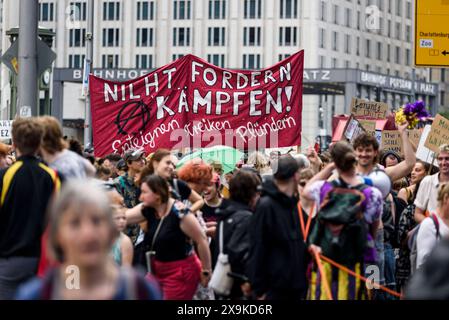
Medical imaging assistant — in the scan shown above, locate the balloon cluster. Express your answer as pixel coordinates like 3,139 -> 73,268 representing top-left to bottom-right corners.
395,100 -> 429,129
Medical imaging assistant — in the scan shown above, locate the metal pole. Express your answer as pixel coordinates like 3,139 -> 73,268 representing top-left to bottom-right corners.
84,0 -> 94,147
17,0 -> 38,117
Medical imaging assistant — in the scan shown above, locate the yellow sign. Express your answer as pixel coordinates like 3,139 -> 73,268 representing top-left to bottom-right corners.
415,0 -> 449,66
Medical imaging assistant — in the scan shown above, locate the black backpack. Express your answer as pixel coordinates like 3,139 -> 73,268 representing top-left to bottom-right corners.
308,180 -> 369,266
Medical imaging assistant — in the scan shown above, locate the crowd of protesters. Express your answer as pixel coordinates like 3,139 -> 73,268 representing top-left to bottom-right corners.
1,115 -> 449,300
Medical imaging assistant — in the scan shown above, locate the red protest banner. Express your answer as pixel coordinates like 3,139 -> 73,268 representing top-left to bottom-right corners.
89,51 -> 304,157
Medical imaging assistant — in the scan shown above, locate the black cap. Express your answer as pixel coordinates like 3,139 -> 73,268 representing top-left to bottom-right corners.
273,155 -> 300,180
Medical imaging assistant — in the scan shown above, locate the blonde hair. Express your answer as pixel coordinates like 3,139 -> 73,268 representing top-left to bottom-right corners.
437,144 -> 449,157
47,179 -> 118,263
247,151 -> 269,173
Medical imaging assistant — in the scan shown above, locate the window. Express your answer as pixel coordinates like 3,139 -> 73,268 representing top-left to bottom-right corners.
331,58 -> 338,68
244,0 -> 262,19
280,0 -> 298,18
395,22 -> 401,40
388,0 -> 392,13
356,11 -> 360,30
137,1 -> 155,20
103,1 -> 120,20
102,28 -> 120,47
69,28 -> 86,47
320,1 -> 326,21
345,60 -> 350,68
172,54 -> 185,61
332,31 -> 338,51
136,55 -> 153,68
405,48 -> 411,65
39,2 -> 54,21
387,44 -> 391,62
243,27 -> 261,46
319,55 -> 325,68
396,0 -> 402,16
319,28 -> 326,49
366,39 -> 371,58
208,27 -> 226,46
356,36 -> 360,56
102,54 -> 119,68
68,54 -> 85,68
279,27 -> 297,46
207,54 -> 225,67
395,46 -> 401,63
377,42 -> 382,60
440,91 -> 445,106
344,34 -> 351,54
278,54 -> 291,61
69,2 -> 87,21
136,28 -> 154,47
406,1 -> 411,19
442,69 -> 446,82
243,54 -> 261,69
406,25 -> 411,42
209,0 -> 226,19
379,0 -> 384,10
345,8 -> 351,27
387,20 -> 391,37
333,5 -> 339,24
173,27 -> 191,46
174,0 -> 191,19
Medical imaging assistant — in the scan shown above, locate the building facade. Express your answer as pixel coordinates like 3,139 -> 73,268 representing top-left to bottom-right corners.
0,0 -> 440,147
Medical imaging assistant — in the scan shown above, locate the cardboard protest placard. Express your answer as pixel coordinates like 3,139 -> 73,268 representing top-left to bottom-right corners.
358,119 -> 376,136
343,115 -> 365,143
350,98 -> 388,119
417,125 -> 438,167
381,130 -> 403,156
424,114 -> 449,153
0,120 -> 13,140
408,129 -> 422,151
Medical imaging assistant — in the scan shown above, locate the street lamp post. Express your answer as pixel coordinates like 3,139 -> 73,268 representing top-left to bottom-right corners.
17,0 -> 38,117
84,0 -> 94,147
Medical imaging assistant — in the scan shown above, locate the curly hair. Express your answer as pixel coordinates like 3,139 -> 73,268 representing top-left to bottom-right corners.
177,159 -> 213,184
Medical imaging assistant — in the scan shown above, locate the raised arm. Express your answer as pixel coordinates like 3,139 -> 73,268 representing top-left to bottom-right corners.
385,122 -> 416,182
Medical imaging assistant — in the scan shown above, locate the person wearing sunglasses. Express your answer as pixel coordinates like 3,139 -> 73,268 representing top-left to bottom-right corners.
414,144 -> 449,223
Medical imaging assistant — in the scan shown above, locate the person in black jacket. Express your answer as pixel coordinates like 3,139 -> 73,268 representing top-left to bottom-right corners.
247,155 -> 308,300
214,169 -> 261,299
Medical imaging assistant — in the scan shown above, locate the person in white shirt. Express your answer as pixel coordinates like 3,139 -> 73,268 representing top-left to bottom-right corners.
416,183 -> 449,269
414,144 -> 449,223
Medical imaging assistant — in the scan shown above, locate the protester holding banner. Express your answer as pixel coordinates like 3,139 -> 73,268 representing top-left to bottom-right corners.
126,175 -> 212,300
